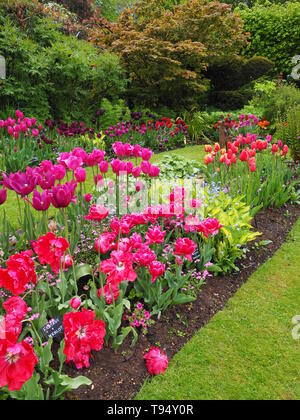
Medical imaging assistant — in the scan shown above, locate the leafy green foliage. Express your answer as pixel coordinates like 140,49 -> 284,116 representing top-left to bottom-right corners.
207,56 -> 274,91
206,55 -> 274,110
276,105 -> 300,161
45,38 -> 126,121
209,88 -> 253,111
239,2 -> 300,75
205,192 -> 261,273
248,82 -> 300,123
0,1 -> 126,121
183,110 -> 241,143
95,0 -> 135,21
159,155 -> 204,179
98,98 -> 130,130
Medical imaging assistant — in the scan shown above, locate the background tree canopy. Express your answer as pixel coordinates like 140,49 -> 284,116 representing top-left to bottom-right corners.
0,0 -> 299,119
99,0 -> 247,110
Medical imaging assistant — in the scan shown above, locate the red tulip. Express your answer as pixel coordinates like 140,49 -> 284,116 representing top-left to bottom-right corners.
239,149 -> 250,162
85,204 -> 109,222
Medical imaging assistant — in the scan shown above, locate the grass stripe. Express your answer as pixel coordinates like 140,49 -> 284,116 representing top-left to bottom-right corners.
137,217 -> 300,400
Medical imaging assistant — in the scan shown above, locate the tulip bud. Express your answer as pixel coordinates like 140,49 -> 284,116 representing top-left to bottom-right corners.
70,297 -> 81,310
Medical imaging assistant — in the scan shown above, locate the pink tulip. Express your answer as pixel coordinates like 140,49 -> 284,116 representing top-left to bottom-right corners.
141,161 -> 151,175
74,167 -> 86,183
71,147 -> 87,162
99,161 -> 109,174
15,110 -> 24,119
142,148 -> 152,161
66,156 -> 83,171
84,194 -> 93,203
111,159 -> 122,175
132,167 -> 142,178
58,152 -> 71,167
125,161 -> 134,174
54,164 -> 66,181
149,165 -> 160,178
133,145 -> 142,158
70,297 -> 81,310
113,142 -> 125,157
149,261 -> 166,283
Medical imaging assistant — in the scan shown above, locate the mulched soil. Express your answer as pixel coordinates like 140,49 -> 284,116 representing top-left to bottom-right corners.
65,203 -> 300,400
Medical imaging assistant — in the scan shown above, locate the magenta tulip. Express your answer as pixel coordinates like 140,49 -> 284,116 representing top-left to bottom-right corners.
0,188 -> 7,205
66,156 -> 83,171
141,148 -> 152,161
132,167 -> 142,178
141,161 -> 151,175
3,168 -> 38,196
99,161 -> 109,174
50,181 -> 77,208
31,190 -> 51,212
111,159 -> 122,175
54,165 -> 66,181
74,167 -> 86,183
149,165 -> 160,178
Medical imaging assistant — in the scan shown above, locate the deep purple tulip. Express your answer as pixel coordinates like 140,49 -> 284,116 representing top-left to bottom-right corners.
50,181 -> 77,209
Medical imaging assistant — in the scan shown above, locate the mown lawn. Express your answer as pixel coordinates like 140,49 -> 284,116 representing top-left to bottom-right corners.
137,217 -> 300,400
0,145 -> 206,226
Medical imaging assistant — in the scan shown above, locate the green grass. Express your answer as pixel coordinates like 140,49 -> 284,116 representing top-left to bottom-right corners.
0,145 -> 205,226
151,145 -> 206,165
137,217 -> 300,400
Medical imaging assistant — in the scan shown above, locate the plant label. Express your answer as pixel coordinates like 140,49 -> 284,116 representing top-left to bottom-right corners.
0,56 -> 5,80
192,249 -> 201,262
42,317 -> 64,343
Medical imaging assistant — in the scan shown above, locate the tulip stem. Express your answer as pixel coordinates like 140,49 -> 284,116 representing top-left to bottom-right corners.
64,208 -> 69,241
116,175 -> 120,216
16,193 -> 22,221
42,211 -> 47,235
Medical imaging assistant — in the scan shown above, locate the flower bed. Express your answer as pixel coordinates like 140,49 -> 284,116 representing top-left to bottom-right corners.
0,110 -> 189,174
0,110 -> 299,400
